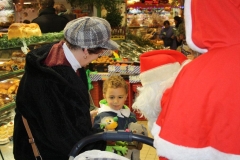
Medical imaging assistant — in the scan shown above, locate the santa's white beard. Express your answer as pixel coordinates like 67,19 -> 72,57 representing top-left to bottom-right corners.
132,60 -> 191,132
132,82 -> 161,130
132,77 -> 176,132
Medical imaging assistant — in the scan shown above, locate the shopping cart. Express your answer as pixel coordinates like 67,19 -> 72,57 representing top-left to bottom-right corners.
69,130 -> 154,160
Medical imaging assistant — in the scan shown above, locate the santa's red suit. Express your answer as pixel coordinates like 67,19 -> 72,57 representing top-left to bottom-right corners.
133,0 -> 240,159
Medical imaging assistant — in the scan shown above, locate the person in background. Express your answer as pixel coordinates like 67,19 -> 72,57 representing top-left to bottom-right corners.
173,16 -> 185,47
93,75 -> 143,160
159,20 -> 177,50
54,3 -> 76,21
13,16 -> 119,160
31,0 -> 69,33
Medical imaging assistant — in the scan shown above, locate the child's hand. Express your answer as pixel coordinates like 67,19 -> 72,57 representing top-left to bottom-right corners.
187,54 -> 195,60
137,142 -> 143,150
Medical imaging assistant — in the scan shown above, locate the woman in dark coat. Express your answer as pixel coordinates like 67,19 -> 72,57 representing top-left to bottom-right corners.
13,16 -> 119,160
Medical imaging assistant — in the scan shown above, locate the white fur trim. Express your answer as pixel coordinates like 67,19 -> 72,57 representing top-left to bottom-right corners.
140,62 -> 181,86
132,76 -> 177,132
182,59 -> 192,67
152,122 -> 240,160
184,0 -> 208,54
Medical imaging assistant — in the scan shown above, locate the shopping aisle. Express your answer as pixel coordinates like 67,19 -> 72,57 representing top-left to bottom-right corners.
0,141 -> 14,160
0,121 -> 158,160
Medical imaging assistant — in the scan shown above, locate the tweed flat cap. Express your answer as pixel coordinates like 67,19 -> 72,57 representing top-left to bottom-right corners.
63,16 -> 119,50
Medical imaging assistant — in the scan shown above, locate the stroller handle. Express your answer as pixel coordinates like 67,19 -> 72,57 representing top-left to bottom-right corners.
69,130 -> 154,160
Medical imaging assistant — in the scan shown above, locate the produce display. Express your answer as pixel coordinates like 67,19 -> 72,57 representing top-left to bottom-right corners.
0,51 -> 26,71
118,40 -> 155,61
0,30 -> 64,49
91,56 -> 115,64
89,56 -> 116,72
0,78 -> 20,106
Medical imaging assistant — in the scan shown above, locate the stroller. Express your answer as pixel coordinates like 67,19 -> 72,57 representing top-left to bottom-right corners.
68,130 -> 154,160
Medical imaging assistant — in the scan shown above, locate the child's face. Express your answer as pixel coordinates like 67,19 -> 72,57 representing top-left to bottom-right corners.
104,87 -> 128,110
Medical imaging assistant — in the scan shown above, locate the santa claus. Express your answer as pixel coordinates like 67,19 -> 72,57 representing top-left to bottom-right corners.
132,0 -> 240,159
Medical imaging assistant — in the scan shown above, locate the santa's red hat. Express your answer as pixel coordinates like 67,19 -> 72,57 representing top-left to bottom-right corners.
140,50 -> 187,86
132,50 -> 189,131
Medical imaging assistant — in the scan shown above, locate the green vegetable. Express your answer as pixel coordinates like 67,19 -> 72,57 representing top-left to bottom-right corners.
0,32 -> 64,49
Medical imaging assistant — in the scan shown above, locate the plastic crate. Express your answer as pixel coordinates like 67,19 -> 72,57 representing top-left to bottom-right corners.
108,65 -> 128,73
90,81 -> 103,107
127,65 -> 140,74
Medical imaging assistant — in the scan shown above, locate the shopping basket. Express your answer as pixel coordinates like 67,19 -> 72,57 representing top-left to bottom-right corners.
68,130 -> 154,160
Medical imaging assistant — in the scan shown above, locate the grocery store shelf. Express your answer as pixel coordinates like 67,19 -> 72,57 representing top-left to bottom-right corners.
0,70 -> 24,81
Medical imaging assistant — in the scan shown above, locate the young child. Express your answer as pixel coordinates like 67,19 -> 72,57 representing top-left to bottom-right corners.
93,75 -> 143,160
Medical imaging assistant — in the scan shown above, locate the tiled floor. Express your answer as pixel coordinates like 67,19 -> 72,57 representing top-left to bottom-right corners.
0,120 -> 158,160
138,120 -> 159,160
0,140 -> 14,160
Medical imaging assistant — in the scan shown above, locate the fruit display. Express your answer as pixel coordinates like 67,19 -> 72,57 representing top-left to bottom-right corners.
91,56 -> 115,64
89,56 -> 115,72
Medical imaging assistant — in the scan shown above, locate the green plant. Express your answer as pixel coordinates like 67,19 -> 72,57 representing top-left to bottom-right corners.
101,0 -> 123,27
105,10 -> 123,27
65,0 -> 124,27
